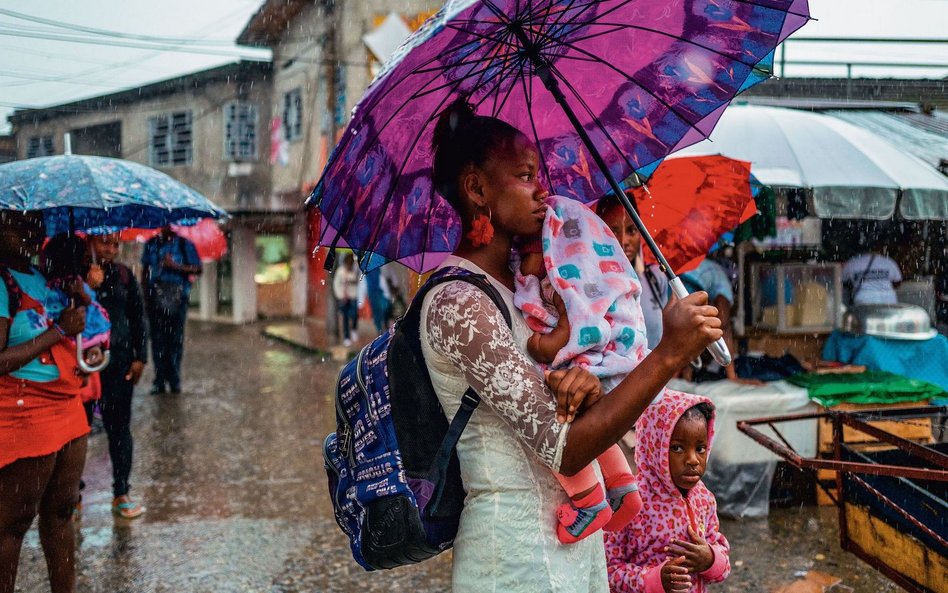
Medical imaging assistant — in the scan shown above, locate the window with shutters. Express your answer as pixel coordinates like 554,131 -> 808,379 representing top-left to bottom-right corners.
26,135 -> 55,158
148,111 -> 193,167
224,102 -> 258,161
282,88 -> 303,142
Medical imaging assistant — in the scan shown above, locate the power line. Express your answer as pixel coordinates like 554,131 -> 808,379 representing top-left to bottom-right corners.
0,27 -> 269,59
16,3 -> 266,103
0,42 -> 147,67
0,7 -> 237,46
0,69 -> 146,88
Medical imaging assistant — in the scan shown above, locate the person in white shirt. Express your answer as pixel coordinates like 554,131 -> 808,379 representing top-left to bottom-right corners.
332,253 -> 360,346
842,241 -> 902,306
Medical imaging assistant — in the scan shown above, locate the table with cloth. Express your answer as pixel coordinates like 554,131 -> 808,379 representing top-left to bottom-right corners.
822,330 -> 948,391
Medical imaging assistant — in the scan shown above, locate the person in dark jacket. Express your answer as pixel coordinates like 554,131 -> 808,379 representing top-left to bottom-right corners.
140,226 -> 201,395
89,234 -> 148,519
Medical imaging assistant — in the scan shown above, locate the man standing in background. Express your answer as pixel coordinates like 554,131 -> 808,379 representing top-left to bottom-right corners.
141,226 -> 201,395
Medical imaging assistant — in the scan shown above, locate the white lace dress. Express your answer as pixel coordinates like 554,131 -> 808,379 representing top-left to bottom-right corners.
420,256 -> 609,593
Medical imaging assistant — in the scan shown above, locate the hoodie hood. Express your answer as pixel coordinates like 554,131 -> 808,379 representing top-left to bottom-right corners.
606,391 -> 731,593
635,390 -> 716,497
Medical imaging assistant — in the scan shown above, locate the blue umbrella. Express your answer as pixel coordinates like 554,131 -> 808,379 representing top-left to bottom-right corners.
0,149 -> 226,235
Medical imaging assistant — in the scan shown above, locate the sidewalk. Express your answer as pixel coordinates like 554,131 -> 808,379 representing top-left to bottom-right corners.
262,317 -> 378,358
12,321 -> 901,593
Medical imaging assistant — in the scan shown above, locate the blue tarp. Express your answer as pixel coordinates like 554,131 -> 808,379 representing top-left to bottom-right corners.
822,330 -> 948,392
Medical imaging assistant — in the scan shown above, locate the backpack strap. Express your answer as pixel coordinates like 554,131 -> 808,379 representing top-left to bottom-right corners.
405,268 -> 512,515
849,254 -> 877,306
0,267 -> 22,318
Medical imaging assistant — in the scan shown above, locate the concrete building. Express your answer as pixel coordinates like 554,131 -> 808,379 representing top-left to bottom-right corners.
0,135 -> 15,164
7,61 -> 285,323
236,0 -> 442,324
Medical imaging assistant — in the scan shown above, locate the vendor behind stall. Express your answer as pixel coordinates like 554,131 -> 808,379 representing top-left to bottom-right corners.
842,238 -> 902,306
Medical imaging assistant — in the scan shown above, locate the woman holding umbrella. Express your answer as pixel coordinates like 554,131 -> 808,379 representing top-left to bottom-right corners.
88,233 -> 148,518
420,101 -> 721,591
0,211 -> 89,593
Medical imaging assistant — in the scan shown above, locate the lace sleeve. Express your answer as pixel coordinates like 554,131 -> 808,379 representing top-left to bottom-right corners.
424,280 -> 569,472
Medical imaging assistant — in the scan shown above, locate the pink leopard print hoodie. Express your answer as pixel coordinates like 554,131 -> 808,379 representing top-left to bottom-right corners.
605,391 -> 730,593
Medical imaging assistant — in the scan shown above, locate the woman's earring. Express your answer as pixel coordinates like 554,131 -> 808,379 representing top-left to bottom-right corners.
466,204 -> 494,247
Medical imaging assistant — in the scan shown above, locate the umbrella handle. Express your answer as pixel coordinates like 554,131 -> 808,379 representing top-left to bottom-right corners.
76,334 -> 111,374
669,277 -> 732,367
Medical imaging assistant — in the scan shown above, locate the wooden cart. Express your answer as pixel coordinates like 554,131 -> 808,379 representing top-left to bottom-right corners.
738,406 -> 948,593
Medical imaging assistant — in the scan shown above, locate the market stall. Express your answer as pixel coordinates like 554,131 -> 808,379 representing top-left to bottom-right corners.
661,105 -> 948,517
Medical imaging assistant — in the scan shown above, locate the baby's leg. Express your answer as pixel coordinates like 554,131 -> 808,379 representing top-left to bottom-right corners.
553,466 -> 612,544
596,444 -> 642,532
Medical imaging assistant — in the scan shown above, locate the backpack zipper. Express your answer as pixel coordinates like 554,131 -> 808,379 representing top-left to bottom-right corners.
323,433 -> 349,511
335,380 -> 357,466
354,349 -> 379,424
335,349 -> 377,466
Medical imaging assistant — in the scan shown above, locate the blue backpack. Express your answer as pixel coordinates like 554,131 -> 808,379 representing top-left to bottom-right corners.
323,267 -> 511,571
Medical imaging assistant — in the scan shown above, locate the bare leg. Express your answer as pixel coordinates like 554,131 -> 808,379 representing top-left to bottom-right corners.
38,436 -> 87,593
0,453 -> 56,593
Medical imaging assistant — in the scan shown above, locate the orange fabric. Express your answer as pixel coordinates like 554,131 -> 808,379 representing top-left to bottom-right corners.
80,372 -> 101,403
118,219 -> 227,262
631,156 -> 755,274
1,279 -> 88,468
0,374 -> 89,468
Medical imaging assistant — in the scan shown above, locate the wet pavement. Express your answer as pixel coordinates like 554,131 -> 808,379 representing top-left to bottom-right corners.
15,322 -> 898,592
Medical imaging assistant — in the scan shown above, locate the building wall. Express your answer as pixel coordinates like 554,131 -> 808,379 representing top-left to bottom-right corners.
271,1 -> 440,323
334,0 -> 443,119
10,67 -> 278,323
745,77 -> 948,110
0,135 -> 14,164
12,75 -> 272,213
269,1 -> 333,199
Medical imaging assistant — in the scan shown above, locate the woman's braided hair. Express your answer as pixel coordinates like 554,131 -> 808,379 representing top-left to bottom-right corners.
431,97 -> 524,214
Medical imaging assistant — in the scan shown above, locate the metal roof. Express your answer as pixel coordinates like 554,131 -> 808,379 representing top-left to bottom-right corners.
7,61 -> 271,126
825,110 -> 948,169
236,0 -> 311,48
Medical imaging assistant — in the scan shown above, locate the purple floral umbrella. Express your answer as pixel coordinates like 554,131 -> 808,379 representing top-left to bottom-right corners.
311,0 -> 810,276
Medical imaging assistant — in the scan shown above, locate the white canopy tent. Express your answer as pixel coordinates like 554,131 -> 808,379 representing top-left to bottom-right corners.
674,105 -> 948,220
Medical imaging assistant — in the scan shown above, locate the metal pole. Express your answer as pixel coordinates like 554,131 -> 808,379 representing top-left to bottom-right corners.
528,58 -> 731,366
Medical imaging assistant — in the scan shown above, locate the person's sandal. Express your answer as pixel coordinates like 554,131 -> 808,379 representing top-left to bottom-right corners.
112,496 -> 145,519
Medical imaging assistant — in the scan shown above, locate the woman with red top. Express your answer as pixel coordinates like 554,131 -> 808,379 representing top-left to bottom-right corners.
0,211 -> 89,593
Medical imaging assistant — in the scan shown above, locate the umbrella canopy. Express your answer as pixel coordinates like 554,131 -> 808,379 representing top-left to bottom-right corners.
118,219 -> 228,262
0,154 -> 227,235
674,104 -> 948,220
309,0 -> 811,273
630,155 -> 756,273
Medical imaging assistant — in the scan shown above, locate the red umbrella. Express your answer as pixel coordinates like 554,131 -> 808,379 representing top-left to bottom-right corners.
119,219 -> 227,262
632,156 -> 756,274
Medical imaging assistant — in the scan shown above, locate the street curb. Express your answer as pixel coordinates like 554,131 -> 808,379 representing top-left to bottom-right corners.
260,328 -> 326,356
260,328 -> 355,362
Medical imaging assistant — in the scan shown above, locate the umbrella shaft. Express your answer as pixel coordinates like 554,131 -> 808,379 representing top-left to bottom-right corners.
532,64 -> 732,366
532,62 -> 677,281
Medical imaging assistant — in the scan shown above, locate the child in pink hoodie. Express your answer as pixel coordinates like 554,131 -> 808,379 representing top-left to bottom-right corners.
605,391 -> 730,593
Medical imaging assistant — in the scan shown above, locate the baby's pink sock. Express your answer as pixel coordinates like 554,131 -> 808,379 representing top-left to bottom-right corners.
598,445 -> 643,532
556,485 -> 613,544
